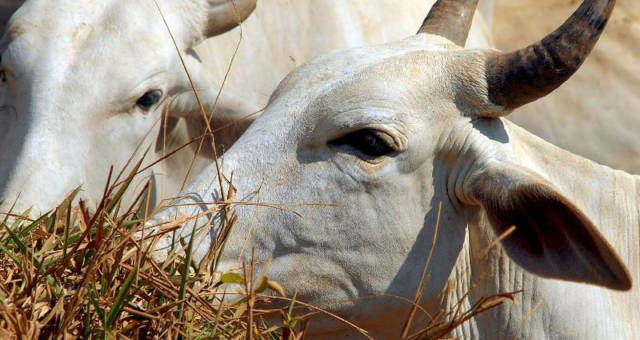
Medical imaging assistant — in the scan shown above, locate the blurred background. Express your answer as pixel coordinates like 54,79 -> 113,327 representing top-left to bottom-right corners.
496,0 -> 640,172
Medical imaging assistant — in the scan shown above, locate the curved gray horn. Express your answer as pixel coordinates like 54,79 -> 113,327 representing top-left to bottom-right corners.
417,0 -> 480,46
205,0 -> 257,37
486,0 -> 615,111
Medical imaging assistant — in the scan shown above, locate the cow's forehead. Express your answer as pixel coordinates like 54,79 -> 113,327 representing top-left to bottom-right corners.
2,0 -> 200,103
9,1 -> 140,38
269,35 -> 466,124
6,0 -> 201,47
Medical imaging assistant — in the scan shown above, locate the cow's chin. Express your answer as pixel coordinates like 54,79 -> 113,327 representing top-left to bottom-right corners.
143,226 -> 419,337
254,295 -> 413,339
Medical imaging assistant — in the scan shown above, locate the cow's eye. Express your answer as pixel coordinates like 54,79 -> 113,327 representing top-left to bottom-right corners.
328,129 -> 397,158
136,90 -> 162,111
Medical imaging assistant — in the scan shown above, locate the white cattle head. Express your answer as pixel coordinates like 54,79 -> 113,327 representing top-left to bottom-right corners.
0,0 -> 256,214
152,0 -> 631,336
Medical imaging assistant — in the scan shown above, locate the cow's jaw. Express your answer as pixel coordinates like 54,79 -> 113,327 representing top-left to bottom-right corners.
148,36 -> 480,337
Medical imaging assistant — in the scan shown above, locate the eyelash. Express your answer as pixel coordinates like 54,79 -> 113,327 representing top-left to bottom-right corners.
328,129 -> 397,158
136,90 -> 163,111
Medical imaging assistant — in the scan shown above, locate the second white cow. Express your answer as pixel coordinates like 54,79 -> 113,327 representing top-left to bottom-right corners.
0,0 -> 257,213
0,0 -> 494,215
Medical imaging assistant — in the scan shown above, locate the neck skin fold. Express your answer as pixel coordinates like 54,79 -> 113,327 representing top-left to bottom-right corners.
448,118 -> 640,339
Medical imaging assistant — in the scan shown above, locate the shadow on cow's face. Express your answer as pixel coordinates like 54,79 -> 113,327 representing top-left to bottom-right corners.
267,36 -> 486,317
153,35 -> 493,331
0,0 -> 252,214
149,0 -> 630,337
153,23 -> 630,335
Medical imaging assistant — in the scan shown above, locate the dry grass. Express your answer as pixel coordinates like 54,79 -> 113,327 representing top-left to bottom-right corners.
0,160 -> 520,339
0,2 -> 520,338
0,158 -> 310,339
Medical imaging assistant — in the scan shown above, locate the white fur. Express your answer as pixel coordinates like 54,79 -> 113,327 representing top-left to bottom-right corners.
0,0 -> 494,214
150,32 -> 639,340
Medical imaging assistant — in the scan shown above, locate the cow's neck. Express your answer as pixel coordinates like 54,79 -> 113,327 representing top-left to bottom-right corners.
454,119 -> 640,339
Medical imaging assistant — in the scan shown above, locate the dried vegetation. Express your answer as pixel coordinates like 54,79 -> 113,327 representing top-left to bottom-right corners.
0,163 -> 518,339
0,2 -> 519,339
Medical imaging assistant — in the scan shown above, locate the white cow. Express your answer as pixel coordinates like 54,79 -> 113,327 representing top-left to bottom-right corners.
0,0 -> 494,215
0,0 -> 258,214
150,0 -> 640,338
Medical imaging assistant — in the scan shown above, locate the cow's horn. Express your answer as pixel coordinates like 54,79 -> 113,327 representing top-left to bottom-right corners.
485,0 -> 615,111
205,0 -> 257,37
417,0 -> 480,46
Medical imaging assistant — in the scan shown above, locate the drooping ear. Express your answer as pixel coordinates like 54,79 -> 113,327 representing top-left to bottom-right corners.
464,160 -> 632,291
204,0 -> 257,38
160,87 -> 261,158
168,86 -> 260,121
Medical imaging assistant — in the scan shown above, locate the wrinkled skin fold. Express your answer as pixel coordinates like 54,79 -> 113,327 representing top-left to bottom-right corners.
0,0 -> 494,216
149,0 -> 640,338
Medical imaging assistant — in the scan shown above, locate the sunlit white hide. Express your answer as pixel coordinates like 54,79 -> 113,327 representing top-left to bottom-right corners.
0,0 -> 259,214
497,0 -> 640,173
195,0 -> 495,108
150,0 -> 640,338
0,0 -> 493,215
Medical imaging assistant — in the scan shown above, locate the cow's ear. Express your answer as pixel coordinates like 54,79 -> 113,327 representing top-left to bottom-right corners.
168,87 -> 260,122
205,0 -> 256,38
164,88 -> 260,157
465,160 -> 632,291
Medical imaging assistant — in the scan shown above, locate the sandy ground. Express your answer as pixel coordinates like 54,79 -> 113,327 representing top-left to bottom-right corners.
494,0 -> 640,173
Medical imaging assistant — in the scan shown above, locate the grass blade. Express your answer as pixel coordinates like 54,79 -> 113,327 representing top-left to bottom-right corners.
106,146 -> 150,214
16,213 -> 49,240
84,301 -> 92,340
176,218 -> 198,323
3,220 -> 29,255
0,242 -> 23,267
89,288 -> 106,322
105,266 -> 138,329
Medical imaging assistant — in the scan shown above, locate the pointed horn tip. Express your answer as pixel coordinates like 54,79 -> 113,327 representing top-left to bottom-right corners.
417,0 -> 480,47
483,0 -> 615,113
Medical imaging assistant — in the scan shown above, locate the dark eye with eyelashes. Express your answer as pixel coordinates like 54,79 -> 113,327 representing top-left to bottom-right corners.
136,90 -> 163,111
328,129 -> 397,158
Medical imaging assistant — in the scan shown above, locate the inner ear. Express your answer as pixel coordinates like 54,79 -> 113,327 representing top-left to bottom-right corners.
468,161 -> 632,291
165,86 -> 260,158
155,114 -> 183,154
184,113 -> 254,159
